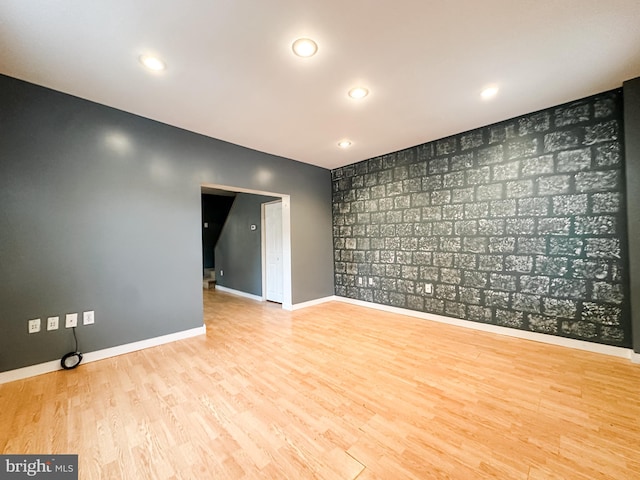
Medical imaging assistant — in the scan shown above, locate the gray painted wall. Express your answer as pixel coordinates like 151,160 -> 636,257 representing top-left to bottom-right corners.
332,89 -> 630,347
624,77 -> 640,353
0,74 -> 334,372
215,194 -> 278,296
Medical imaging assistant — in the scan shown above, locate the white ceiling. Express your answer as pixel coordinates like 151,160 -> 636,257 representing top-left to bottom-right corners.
2,1 -> 640,170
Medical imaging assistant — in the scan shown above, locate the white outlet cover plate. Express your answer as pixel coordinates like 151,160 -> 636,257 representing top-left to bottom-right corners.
47,316 -> 59,330
65,313 -> 78,328
83,310 -> 95,325
28,318 -> 41,333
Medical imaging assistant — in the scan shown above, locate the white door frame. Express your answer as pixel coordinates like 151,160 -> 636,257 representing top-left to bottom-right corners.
201,183 -> 292,309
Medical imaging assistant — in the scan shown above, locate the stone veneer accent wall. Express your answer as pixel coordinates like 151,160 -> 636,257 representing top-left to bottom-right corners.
331,89 -> 629,347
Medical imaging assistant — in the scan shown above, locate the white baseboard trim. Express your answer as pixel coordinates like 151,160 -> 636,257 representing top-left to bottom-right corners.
288,295 -> 337,311
334,296 -> 636,362
215,285 -> 263,302
0,325 -> 206,385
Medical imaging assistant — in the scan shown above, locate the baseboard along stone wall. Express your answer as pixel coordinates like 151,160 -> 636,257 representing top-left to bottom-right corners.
332,89 -> 629,347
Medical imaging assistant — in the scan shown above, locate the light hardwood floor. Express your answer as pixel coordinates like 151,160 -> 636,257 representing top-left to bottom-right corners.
1,289 -> 639,479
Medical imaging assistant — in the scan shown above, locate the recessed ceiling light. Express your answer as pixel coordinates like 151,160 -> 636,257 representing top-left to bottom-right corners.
481,86 -> 499,100
348,87 -> 369,99
139,55 -> 166,71
292,38 -> 318,58
338,140 -> 352,148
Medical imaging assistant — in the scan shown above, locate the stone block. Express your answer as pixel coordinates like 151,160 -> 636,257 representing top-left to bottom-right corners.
506,180 -> 535,199
436,284 -> 457,300
575,171 -> 619,193
477,183 -> 504,201
489,237 -> 516,253
572,259 -> 609,280
594,94 -> 617,118
492,161 -> 520,181
402,208 -> 421,223
423,175 -> 443,191
537,175 -> 571,195
550,278 -> 587,299
512,293 -> 541,313
433,252 -> 454,267
591,192 -> 620,214
575,215 -> 617,235
582,303 -> 622,325
561,321 -> 597,339
544,130 -> 580,153
460,130 -> 485,150
528,315 -> 559,334
543,298 -> 577,319
384,211 -> 400,223
591,282 -> 624,304
463,270 -> 489,288
459,287 -> 482,305
443,171 -> 466,188
520,275 -> 550,295
452,187 -> 475,204
440,238 -> 462,252
424,297 -> 445,314
389,292 -> 407,308
396,224 -> 413,236
373,290 -> 390,304
507,138 -> 539,159
505,255 -> 533,273
537,217 -> 571,236
455,220 -> 478,235
451,152 -> 474,171
431,189 -> 452,205
467,306 -> 493,322
403,178 -> 422,193
429,158 -> 450,175
407,295 -> 424,311
432,221 -> 453,235
422,205 -> 442,220
521,155 -> 554,177
400,237 -> 418,251
419,266 -> 439,281
478,219 -> 505,235
549,237 -> 583,256
371,185 -> 387,199
463,236 -> 488,253
594,142 -> 621,167
489,123 -> 517,144
478,255 -> 504,271
496,310 -> 524,328
393,166 -> 409,181
436,137 -> 457,156
440,268 -> 462,285
466,166 -> 491,185
445,301 -> 467,318
484,290 -> 510,308
490,199 -> 517,217
554,102 -> 590,126
464,203 -> 489,219
584,120 -> 619,145
600,326 -> 625,343
386,181 -> 404,196
519,111 -> 552,134
397,279 -> 416,293
377,170 -> 393,184
477,145 -> 505,165
442,204 -> 465,220
506,218 -> 536,235
413,223 -> 431,236
585,238 -> 620,259
455,253 -> 478,269
552,194 -> 588,215
517,237 -> 547,255
409,161 -> 428,178
535,256 -> 568,276
556,148 -> 592,172
490,273 -> 517,292
518,197 -> 550,217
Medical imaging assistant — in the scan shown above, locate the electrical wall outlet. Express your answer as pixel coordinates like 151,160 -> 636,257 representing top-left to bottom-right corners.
425,283 -> 433,294
220,270 -> 223,276
28,318 -> 41,334
65,313 -> 78,328
368,277 -> 373,286
358,277 -> 363,285
47,316 -> 59,331
83,310 -> 95,325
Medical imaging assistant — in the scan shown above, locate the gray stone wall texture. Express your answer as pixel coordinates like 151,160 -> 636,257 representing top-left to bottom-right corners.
331,89 -> 630,347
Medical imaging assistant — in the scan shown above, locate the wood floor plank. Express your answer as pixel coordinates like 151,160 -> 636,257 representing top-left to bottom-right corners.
1,289 -> 639,479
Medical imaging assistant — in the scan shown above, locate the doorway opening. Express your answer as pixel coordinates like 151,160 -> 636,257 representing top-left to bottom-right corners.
200,184 -> 292,310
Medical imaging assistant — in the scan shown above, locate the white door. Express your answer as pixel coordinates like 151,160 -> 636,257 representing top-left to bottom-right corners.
264,201 -> 283,303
